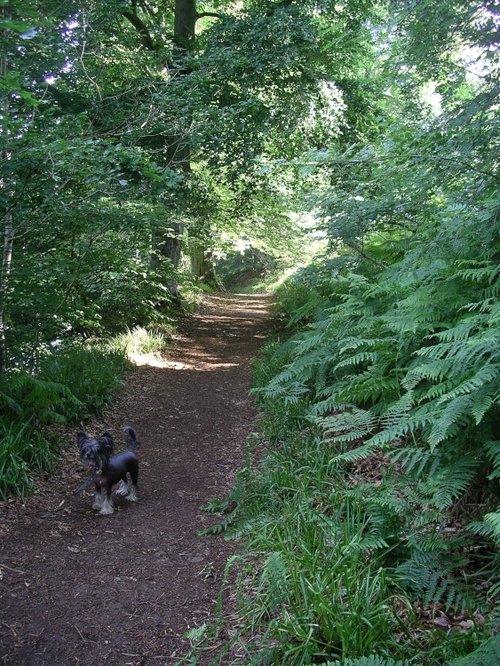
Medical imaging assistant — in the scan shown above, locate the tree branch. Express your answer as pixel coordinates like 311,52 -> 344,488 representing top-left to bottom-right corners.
347,242 -> 388,269
195,11 -> 223,21
122,10 -> 158,50
138,0 -> 156,18
266,0 -> 294,16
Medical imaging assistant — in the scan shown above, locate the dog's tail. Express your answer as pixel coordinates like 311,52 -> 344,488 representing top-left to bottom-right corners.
123,426 -> 139,451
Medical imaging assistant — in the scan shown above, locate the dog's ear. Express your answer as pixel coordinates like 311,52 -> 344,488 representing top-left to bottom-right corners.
99,432 -> 113,454
77,432 -> 87,450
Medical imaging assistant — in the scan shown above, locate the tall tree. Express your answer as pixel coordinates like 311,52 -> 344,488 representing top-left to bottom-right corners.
0,2 -> 13,373
0,0 -> 380,365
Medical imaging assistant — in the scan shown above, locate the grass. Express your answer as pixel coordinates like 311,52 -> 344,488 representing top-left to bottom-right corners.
110,325 -> 170,358
203,433 -> 407,665
193,432 -> 488,665
39,345 -> 128,418
0,340 -> 130,498
0,419 -> 60,499
186,336 -> 493,665
0,311 -> 176,499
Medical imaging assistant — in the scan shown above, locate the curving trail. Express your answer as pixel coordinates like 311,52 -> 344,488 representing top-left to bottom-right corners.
0,293 -> 272,666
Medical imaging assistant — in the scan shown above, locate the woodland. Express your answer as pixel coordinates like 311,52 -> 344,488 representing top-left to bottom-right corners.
0,0 -> 499,665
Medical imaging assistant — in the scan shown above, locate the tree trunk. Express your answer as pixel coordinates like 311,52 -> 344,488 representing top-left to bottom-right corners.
189,241 -> 217,285
174,1 -> 216,286
150,221 -> 184,301
174,0 -> 196,50
0,221 -> 14,373
149,0 -> 197,300
0,2 -> 13,373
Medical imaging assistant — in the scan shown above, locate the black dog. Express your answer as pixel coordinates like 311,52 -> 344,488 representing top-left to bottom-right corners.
77,427 -> 139,515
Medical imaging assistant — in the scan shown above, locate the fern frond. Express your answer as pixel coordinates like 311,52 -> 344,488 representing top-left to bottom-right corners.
389,446 -> 435,478
335,351 -> 379,369
314,407 -> 377,444
420,458 -> 478,510
484,440 -> 500,479
381,390 -> 415,425
315,656 -> 410,666
396,550 -> 472,611
467,510 -> 500,544
455,261 -> 500,284
435,365 -> 497,406
332,440 -> 381,463
483,509 -> 500,540
427,395 -> 472,448
258,551 -> 289,609
430,316 -> 482,342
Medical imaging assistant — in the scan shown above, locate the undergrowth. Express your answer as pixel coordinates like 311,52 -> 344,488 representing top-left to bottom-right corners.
0,326 -> 168,499
192,427 -> 495,665
188,234 -> 499,663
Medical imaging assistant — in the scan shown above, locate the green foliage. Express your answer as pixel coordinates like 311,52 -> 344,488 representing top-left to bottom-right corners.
0,343 -> 128,496
110,326 -> 170,357
195,419 -> 489,664
200,434 -> 405,664
37,346 -> 128,419
252,240 -> 499,646
312,658 -> 409,666
395,550 -> 473,612
190,4 -> 500,663
0,373 -> 82,425
3,0 -> 500,661
0,421 -> 57,499
1,0 -> 375,369
449,635 -> 500,666
2,130 -> 180,360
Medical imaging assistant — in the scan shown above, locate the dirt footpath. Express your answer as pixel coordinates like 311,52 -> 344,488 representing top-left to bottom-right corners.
0,293 -> 272,666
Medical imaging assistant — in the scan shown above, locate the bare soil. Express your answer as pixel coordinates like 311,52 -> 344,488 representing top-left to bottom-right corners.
0,293 -> 273,666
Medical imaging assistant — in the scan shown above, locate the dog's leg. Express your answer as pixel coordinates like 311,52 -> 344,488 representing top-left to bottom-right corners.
126,483 -> 138,502
99,486 -> 114,515
115,478 -> 129,496
126,464 -> 139,502
92,487 -> 104,510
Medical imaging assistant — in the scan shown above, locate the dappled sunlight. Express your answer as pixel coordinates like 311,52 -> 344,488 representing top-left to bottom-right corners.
231,292 -> 269,298
0,290 -> 272,666
164,358 -> 240,371
127,351 -> 171,368
124,294 -> 272,371
129,350 -> 240,371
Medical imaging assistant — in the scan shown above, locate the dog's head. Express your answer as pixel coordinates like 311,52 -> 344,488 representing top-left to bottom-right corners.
77,432 -> 114,472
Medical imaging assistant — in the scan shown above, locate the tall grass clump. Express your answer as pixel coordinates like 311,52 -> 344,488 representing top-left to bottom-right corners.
241,259 -> 499,662
0,294 -> 175,499
38,345 -> 129,418
0,421 -> 57,499
208,434 -> 405,664
110,325 -> 170,358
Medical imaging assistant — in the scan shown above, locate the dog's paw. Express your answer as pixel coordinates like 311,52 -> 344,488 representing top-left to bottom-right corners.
99,497 -> 114,514
126,486 -> 139,502
115,480 -> 128,496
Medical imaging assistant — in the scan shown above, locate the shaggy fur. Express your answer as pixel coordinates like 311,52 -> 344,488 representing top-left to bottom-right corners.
77,427 -> 139,515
